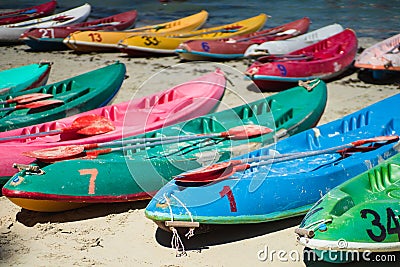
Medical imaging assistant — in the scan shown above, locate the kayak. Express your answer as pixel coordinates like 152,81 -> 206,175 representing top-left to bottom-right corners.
245,29 -> 357,91
144,92 -> 400,236
20,9 -> 138,51
0,62 -> 126,132
118,14 -> 267,56
244,23 -> 344,58
0,3 -> 91,43
175,17 -> 311,61
63,10 -> 208,53
0,0 -> 57,26
0,62 -> 52,96
296,152 -> 400,263
354,33 -> 400,80
2,79 -> 327,212
0,69 -> 226,186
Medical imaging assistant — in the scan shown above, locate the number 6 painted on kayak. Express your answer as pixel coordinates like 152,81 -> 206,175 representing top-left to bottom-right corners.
79,168 -> 98,195
201,42 -> 210,52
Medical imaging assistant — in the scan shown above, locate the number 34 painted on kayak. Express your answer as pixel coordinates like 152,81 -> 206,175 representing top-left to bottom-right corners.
360,207 -> 400,242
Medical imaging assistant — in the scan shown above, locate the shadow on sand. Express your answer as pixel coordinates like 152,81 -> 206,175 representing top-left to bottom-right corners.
15,200 -> 150,227
155,215 -> 303,251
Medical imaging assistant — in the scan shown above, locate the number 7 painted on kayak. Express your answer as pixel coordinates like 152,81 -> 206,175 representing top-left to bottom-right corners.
79,168 -> 98,195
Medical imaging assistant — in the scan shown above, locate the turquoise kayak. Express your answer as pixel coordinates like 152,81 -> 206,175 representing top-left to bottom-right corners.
0,62 -> 52,96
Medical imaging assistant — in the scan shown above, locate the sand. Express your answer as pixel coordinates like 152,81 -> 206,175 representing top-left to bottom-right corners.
0,38 -> 399,266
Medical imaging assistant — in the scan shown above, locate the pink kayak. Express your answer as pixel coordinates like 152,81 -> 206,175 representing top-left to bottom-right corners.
245,29 -> 358,91
355,33 -> 400,71
0,69 -> 226,183
176,17 -> 311,61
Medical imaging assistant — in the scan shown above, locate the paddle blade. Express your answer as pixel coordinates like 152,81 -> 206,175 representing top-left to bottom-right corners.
174,160 -> 250,186
22,145 -> 85,160
175,161 -> 235,185
351,135 -> 399,146
224,125 -> 273,140
5,93 -> 53,104
23,99 -> 64,110
65,114 -> 115,135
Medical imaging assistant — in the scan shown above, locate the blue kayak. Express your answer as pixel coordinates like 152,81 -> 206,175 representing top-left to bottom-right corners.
145,93 -> 400,232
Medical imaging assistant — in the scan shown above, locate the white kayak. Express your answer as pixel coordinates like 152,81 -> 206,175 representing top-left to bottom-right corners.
244,23 -> 344,58
0,3 -> 91,43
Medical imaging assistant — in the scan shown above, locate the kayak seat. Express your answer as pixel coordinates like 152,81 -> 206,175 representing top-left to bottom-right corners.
313,44 -> 343,60
367,163 -> 400,193
274,109 -> 293,129
100,105 -> 123,122
201,116 -> 219,133
340,111 -> 371,133
307,131 -> 321,149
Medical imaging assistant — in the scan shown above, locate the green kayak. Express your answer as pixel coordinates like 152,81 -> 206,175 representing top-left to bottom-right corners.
0,62 -> 52,96
0,62 -> 126,132
296,151 -> 400,263
3,79 -> 327,212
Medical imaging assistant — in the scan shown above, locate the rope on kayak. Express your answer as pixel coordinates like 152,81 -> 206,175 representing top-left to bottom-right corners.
298,79 -> 320,91
12,163 -> 45,175
164,193 -> 187,257
163,193 -> 199,257
171,194 -> 195,239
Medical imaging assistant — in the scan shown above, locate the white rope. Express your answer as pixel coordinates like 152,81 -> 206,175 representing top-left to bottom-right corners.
164,193 -> 174,222
171,194 -> 196,239
171,194 -> 194,223
298,79 -> 320,91
171,227 -> 187,257
163,193 -> 187,256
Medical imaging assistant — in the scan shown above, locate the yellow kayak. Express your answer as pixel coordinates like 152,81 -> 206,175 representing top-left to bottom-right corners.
64,10 -> 208,52
118,13 -> 267,56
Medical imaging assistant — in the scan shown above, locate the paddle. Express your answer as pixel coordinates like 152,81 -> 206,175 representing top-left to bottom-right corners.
14,15 -> 74,28
0,93 -> 53,105
0,9 -> 37,19
232,29 -> 298,43
174,25 -> 244,39
127,24 -> 167,33
22,125 -> 273,162
387,43 -> 400,54
0,99 -> 64,112
257,54 -> 313,62
0,114 -> 115,143
52,15 -> 74,23
174,135 -> 400,184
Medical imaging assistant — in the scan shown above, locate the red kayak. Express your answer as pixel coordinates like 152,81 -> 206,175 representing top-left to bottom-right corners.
20,9 -> 138,51
0,0 -> 57,25
0,69 -> 226,185
245,28 -> 358,91
176,17 -> 311,61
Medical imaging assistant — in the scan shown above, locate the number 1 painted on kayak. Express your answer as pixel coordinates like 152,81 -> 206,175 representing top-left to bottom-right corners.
79,168 -> 98,195
219,185 -> 237,212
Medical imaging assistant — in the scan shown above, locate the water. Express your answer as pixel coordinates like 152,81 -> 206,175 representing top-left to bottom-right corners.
0,0 -> 399,40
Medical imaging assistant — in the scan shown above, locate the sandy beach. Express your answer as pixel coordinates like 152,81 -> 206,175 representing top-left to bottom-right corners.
1,37 -> 400,266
